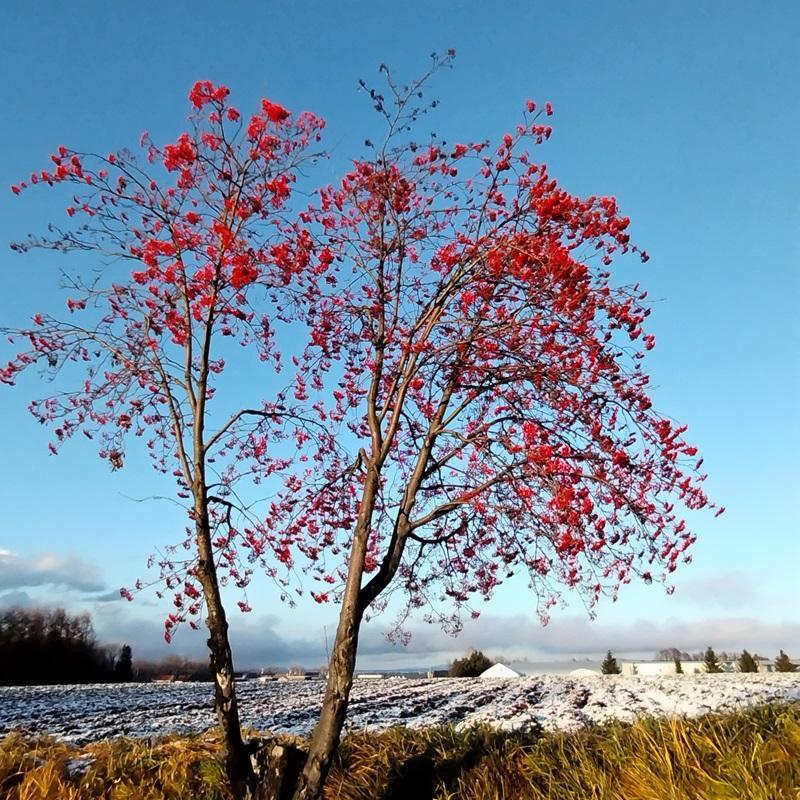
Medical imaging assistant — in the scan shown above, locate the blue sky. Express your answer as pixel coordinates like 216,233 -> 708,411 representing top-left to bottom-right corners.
0,1 -> 797,668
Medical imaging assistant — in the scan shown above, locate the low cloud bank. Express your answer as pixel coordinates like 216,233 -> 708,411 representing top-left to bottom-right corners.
2,547 -> 793,669
91,611 -> 800,670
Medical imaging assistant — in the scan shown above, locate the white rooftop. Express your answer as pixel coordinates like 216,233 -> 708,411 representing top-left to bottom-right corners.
479,662 -> 521,679
570,667 -> 600,677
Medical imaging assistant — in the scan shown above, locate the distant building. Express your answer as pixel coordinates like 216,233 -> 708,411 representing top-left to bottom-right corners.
620,658 -> 785,676
426,669 -> 449,678
622,661 -> 708,675
754,657 -> 776,674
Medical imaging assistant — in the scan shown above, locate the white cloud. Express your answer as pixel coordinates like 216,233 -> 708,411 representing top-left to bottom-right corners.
0,549 -> 105,593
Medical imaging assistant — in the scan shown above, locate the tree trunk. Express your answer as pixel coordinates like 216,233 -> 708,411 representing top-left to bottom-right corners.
291,592 -> 363,800
196,500 -> 314,800
194,509 -> 253,800
249,739 -> 308,800
290,460 -> 379,800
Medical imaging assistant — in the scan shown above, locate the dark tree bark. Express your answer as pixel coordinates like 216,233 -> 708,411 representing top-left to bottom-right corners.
292,464 -> 379,800
194,507 -> 252,799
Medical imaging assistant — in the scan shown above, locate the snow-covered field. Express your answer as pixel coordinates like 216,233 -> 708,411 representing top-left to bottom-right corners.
1,674 -> 798,745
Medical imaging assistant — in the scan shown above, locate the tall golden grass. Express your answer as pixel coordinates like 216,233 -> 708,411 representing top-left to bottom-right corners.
1,702 -> 798,799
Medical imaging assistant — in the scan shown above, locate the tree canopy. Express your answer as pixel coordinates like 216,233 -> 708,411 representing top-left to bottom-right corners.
3,58 -> 720,800
448,649 -> 493,677
703,646 -> 723,674
601,650 -> 621,675
775,651 -> 797,673
738,649 -> 758,673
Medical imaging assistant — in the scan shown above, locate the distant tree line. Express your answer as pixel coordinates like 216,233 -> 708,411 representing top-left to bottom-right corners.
133,655 -> 212,682
656,646 -> 797,673
655,647 -> 744,662
601,646 -> 797,675
0,607 -> 134,685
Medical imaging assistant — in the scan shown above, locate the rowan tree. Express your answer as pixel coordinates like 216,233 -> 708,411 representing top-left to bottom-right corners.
253,53 -> 720,799
4,54 -> 720,800
3,80 -> 327,798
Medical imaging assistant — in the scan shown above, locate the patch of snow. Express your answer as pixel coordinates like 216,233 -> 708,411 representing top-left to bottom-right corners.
0,674 -> 798,745
65,754 -> 95,778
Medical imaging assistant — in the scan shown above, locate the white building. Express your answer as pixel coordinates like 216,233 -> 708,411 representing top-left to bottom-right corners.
621,660 -> 709,676
621,658 -> 787,676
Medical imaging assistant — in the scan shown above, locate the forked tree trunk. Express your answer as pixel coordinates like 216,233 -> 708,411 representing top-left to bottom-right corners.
235,574 -> 364,800
291,597 -> 363,800
194,500 -> 369,800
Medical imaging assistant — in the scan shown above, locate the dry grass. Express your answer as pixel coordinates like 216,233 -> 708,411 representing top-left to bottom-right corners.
1,702 -> 798,799
512,703 -> 800,800
0,731 -> 226,799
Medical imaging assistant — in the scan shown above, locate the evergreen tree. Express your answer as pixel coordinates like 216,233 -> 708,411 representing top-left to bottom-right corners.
737,649 -> 758,673
115,644 -> 134,681
674,657 -> 683,674
703,646 -> 723,674
601,650 -> 621,675
774,650 -> 797,673
448,649 -> 493,677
